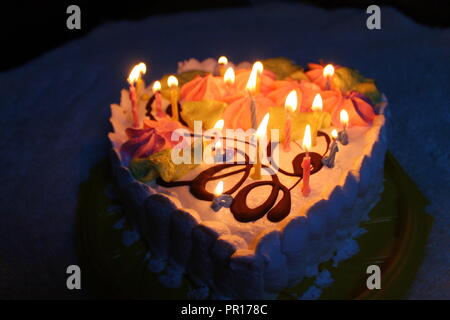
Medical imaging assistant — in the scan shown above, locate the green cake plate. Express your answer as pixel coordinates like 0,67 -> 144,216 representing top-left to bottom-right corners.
76,152 -> 432,299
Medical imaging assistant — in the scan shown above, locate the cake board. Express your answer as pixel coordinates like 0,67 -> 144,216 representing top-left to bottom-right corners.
76,152 -> 432,299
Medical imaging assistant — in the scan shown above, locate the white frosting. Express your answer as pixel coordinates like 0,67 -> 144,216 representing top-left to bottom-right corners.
152,119 -> 384,250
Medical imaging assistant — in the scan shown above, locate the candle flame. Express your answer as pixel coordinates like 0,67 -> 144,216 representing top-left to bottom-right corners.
253,61 -> 263,74
340,109 -> 349,126
167,75 -> 179,88
256,113 -> 270,139
128,62 -> 147,84
312,93 -> 323,112
323,64 -> 335,78
284,90 -> 298,112
215,139 -> 222,150
218,56 -> 228,65
302,124 -> 312,151
152,80 -> 161,93
213,119 -> 224,130
224,67 -> 235,85
214,180 -> 224,196
331,129 -> 338,139
246,68 -> 258,93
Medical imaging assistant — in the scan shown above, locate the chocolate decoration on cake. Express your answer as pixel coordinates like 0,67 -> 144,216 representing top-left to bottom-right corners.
145,94 -> 188,126
157,131 -> 330,223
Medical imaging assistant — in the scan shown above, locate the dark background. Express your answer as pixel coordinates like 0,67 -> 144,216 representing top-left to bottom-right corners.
1,0 -> 449,72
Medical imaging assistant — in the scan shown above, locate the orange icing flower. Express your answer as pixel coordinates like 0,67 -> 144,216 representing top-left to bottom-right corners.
305,63 -> 339,90
266,79 -> 321,112
223,95 -> 274,130
234,68 -> 276,95
180,74 -> 226,102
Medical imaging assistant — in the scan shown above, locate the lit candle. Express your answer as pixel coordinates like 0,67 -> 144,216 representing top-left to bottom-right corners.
223,67 -> 235,93
323,64 -> 335,90
283,90 -> 298,152
211,180 -> 233,212
167,75 -> 179,122
212,119 -> 225,161
338,109 -> 349,145
311,93 -> 324,145
251,113 -> 270,180
322,129 -> 339,168
253,61 -> 263,95
152,81 -> 164,118
246,67 -> 258,130
127,62 -> 147,127
301,124 -> 312,196
218,56 -> 228,77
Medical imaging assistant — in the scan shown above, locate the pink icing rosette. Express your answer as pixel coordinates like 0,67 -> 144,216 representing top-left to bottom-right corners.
323,90 -> 376,127
266,79 -> 321,111
120,118 -> 183,165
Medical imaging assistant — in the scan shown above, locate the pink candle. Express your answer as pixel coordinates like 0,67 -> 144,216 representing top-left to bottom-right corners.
129,84 -> 139,127
283,90 -> 297,152
283,117 -> 292,152
301,153 -> 311,196
152,81 -> 164,118
301,124 -> 312,196
127,62 -> 147,128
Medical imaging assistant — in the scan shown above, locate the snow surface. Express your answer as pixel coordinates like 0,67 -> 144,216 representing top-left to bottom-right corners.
0,2 -> 448,299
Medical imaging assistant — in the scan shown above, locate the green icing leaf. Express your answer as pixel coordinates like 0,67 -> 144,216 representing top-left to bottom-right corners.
129,158 -> 159,182
333,67 -> 382,104
181,100 -> 227,130
160,70 -> 209,100
354,81 -> 382,105
288,70 -> 309,81
262,57 -> 302,80
268,107 -> 331,145
130,145 -> 200,183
